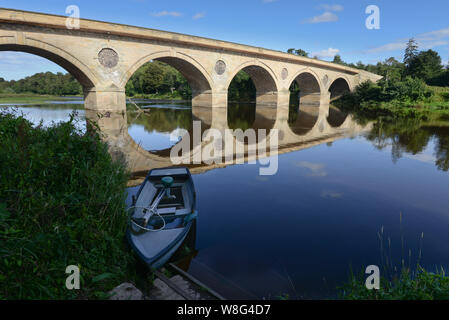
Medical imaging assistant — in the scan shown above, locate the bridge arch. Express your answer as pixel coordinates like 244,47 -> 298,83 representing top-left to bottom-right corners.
226,61 -> 279,106
122,51 -> 213,107
328,77 -> 352,101
288,70 -> 323,106
0,43 -> 97,89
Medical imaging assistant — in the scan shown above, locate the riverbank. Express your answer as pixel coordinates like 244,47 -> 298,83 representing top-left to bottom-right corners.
0,93 -> 187,107
334,79 -> 449,121
0,93 -> 82,104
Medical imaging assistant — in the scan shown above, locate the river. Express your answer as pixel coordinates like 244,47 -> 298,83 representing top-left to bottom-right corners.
2,99 -> 449,299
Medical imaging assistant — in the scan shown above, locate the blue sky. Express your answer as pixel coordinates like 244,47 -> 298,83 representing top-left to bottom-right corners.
1,0 -> 448,80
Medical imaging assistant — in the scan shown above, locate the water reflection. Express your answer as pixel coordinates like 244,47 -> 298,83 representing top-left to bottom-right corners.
288,105 -> 320,135
365,119 -> 449,172
228,103 -> 277,133
327,105 -> 349,128
88,101 -> 370,184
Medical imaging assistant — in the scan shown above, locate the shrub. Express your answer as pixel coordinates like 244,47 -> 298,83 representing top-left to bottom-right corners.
383,77 -> 432,102
0,110 -> 136,299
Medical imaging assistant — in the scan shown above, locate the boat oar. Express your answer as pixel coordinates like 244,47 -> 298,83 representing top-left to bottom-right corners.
141,176 -> 174,227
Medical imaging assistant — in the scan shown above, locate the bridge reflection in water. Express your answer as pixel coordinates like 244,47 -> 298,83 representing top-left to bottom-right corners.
85,102 -> 371,186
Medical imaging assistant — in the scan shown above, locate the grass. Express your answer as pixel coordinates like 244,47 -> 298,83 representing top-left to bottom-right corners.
0,109 -> 138,299
341,267 -> 449,300
0,93 -> 81,104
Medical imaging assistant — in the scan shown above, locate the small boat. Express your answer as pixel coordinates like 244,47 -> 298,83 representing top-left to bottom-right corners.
126,167 -> 198,269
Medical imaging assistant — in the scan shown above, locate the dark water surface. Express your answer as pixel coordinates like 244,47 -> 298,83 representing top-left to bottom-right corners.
3,101 -> 449,299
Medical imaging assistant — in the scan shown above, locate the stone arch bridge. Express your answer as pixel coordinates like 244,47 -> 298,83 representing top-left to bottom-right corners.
0,8 -> 381,115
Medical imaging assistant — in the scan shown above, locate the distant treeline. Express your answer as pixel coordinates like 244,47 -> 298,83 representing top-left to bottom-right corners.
289,39 -> 449,87
0,60 -> 256,101
0,72 -> 82,95
125,61 -> 191,98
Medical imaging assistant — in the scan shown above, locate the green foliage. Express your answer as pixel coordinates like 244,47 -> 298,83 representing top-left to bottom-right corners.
125,61 -> 191,99
404,38 -> 419,68
329,40 -> 445,88
341,267 -> 449,300
383,77 -> 432,102
428,70 -> 449,87
333,79 -> 436,120
0,72 -> 82,95
408,50 -> 443,81
228,71 -> 256,102
332,55 -> 344,65
287,48 -> 309,57
0,110 -> 136,299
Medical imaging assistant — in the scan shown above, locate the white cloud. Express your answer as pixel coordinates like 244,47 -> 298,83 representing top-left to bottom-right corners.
312,47 -> 340,58
303,11 -> 338,24
296,161 -> 327,177
366,28 -> 449,54
193,12 -> 206,20
151,11 -> 182,17
318,4 -> 344,12
0,52 -> 65,80
403,153 -> 436,165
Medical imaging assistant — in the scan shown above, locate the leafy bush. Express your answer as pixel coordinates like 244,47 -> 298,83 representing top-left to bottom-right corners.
334,79 -> 436,120
0,110 -> 136,299
384,77 -> 431,102
427,70 -> 449,87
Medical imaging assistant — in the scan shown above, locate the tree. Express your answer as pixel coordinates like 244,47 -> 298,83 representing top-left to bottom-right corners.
383,57 -> 405,82
408,49 -> 443,81
333,55 -> 344,65
287,48 -> 309,57
404,38 -> 419,68
294,49 -> 309,57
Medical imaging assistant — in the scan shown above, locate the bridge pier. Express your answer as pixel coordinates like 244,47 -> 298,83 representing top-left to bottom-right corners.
300,92 -> 330,106
84,88 -> 127,112
192,90 -> 228,108
300,92 -> 331,116
256,91 -> 278,106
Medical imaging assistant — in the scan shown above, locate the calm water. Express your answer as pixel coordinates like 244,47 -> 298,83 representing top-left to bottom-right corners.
3,100 -> 449,299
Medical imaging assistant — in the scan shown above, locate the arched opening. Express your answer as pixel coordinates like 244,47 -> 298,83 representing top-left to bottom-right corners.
0,44 -> 95,89
227,64 -> 278,106
289,72 -> 322,106
125,56 -> 212,107
287,72 -> 321,135
0,48 -> 90,130
329,78 -> 350,101
227,65 -> 277,132
125,57 -> 213,154
327,78 -> 350,127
